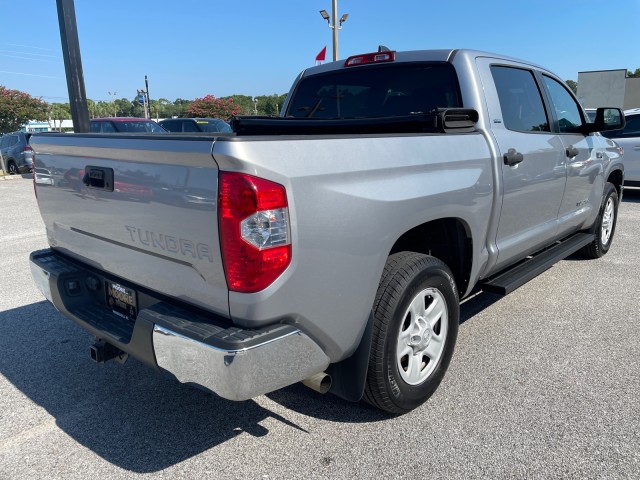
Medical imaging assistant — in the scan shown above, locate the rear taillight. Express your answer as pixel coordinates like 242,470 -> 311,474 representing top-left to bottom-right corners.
218,172 -> 291,293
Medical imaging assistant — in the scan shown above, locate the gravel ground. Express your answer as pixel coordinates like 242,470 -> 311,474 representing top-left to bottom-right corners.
0,175 -> 638,479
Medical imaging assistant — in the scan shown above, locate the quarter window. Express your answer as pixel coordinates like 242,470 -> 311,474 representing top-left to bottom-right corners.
491,66 -> 549,133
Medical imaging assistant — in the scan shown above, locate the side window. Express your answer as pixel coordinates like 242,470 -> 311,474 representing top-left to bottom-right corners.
542,76 -> 583,134
101,122 -> 117,133
183,121 -> 199,132
621,115 -> 640,137
162,120 -> 178,132
89,122 -> 101,133
491,66 -> 549,133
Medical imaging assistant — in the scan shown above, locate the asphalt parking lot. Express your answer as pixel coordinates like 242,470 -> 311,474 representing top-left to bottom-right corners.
1,175 -> 638,479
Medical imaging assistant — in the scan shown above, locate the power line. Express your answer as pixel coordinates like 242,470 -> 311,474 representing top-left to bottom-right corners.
0,49 -> 59,59
0,42 -> 55,52
0,53 -> 56,62
0,70 -> 59,79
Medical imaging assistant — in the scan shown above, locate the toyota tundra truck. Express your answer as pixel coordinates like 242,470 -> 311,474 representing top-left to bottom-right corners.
29,49 -> 625,414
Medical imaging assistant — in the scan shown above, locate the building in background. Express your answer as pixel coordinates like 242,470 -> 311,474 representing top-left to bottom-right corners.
577,69 -> 640,110
22,120 -> 74,133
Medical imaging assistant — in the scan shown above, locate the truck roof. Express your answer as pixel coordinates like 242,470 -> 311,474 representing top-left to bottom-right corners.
303,49 -> 546,76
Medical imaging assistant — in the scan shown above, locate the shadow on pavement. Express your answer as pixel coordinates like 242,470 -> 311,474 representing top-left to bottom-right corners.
0,301 -> 388,472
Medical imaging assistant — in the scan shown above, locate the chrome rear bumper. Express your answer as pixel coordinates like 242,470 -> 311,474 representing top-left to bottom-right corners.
153,325 -> 329,401
30,248 -> 329,401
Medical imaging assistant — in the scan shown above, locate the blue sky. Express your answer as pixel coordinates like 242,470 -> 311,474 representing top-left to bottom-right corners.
1,0 -> 639,103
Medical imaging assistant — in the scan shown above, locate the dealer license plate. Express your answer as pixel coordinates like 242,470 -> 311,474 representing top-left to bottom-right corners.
105,281 -> 137,321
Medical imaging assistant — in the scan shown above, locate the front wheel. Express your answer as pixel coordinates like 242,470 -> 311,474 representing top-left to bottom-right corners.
581,182 -> 619,259
363,252 -> 459,414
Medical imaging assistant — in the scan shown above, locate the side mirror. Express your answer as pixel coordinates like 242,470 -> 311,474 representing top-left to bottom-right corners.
582,107 -> 625,134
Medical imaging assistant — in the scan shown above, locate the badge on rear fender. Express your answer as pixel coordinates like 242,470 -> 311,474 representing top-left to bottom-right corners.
106,281 -> 137,321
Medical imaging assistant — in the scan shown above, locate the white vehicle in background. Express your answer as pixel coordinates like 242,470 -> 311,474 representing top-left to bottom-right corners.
602,108 -> 640,186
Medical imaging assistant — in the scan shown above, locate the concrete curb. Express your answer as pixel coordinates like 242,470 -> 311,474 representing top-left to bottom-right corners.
0,173 -> 29,180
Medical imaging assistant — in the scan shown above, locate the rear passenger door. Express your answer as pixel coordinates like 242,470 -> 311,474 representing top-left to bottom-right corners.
477,58 -> 567,271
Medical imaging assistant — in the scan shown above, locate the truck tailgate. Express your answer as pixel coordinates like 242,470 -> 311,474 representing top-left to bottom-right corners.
30,134 -> 228,316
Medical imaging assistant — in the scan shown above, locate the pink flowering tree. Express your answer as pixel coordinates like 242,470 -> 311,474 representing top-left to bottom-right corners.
185,95 -> 244,120
0,86 -> 48,133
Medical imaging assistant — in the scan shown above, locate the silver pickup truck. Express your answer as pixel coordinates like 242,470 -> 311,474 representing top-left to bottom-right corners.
29,49 -> 624,414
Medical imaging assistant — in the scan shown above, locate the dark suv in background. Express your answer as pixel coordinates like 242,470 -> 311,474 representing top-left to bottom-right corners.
0,131 -> 34,174
159,118 -> 232,133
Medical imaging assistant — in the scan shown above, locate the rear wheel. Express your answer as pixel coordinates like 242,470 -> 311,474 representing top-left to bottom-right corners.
363,252 -> 459,414
7,161 -> 18,175
581,182 -> 618,258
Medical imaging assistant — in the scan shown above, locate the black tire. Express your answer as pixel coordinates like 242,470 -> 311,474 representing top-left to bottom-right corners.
581,182 -> 619,259
7,161 -> 18,175
363,252 -> 459,414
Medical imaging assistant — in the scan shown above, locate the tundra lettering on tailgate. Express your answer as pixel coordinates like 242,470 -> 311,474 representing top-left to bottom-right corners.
124,225 -> 214,262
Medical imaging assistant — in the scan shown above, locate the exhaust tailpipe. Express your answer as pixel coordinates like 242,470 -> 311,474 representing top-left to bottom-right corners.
302,372 -> 332,394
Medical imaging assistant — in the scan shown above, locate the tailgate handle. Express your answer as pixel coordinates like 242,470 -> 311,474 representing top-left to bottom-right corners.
82,166 -> 114,191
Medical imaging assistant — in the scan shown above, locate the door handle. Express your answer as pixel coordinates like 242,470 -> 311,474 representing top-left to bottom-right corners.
566,146 -> 579,158
503,148 -> 524,166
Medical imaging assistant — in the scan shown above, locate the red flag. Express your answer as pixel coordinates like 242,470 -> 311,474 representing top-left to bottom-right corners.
315,46 -> 327,65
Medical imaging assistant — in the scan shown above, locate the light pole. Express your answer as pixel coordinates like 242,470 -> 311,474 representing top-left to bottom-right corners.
319,0 -> 349,61
108,91 -> 117,117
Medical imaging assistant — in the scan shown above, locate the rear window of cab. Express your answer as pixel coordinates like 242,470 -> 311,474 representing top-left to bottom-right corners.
286,62 -> 462,119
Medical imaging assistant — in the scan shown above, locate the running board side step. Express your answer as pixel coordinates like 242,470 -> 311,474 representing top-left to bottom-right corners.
481,233 -> 594,296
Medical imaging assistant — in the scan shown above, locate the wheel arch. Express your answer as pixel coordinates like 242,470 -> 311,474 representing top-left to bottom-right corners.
607,168 -> 624,196
389,217 -> 473,297
327,217 -> 473,404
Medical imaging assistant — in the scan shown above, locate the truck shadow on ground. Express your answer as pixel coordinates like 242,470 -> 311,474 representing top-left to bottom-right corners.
0,301 -> 389,472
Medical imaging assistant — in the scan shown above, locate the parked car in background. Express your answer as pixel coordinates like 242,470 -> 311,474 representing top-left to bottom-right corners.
0,131 -> 34,174
158,118 -> 232,133
89,118 -> 167,133
601,108 -> 640,186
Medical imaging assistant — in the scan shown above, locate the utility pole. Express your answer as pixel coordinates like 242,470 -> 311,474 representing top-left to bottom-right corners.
145,75 -> 152,120
56,0 -> 90,132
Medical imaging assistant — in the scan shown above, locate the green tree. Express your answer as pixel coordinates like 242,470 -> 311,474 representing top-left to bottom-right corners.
255,94 -> 287,116
226,95 -> 255,115
168,98 -> 193,117
186,95 -> 243,120
0,85 -> 48,133
94,100 -> 114,118
48,102 -> 71,130
565,80 -> 578,94
627,68 -> 640,78
114,98 -> 135,117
